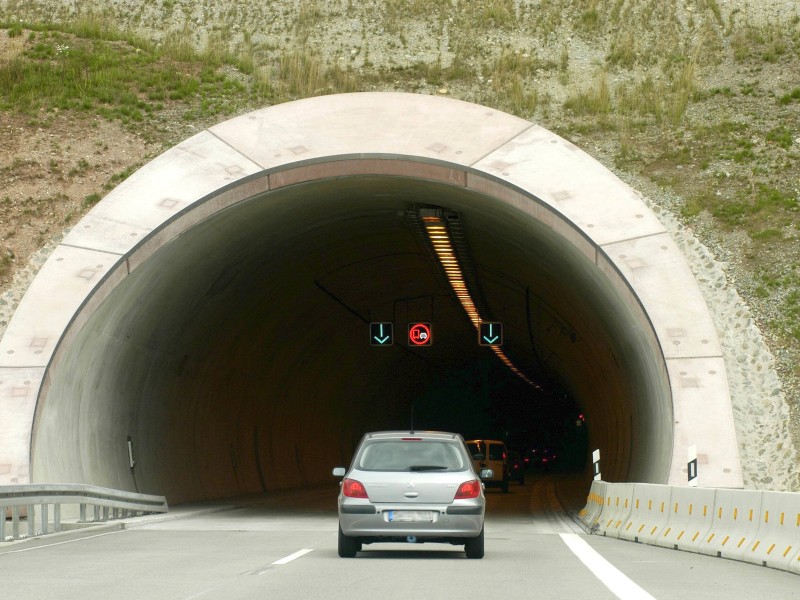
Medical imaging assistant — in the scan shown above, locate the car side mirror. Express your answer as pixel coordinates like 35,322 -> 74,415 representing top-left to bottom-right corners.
479,469 -> 494,480
332,467 -> 346,477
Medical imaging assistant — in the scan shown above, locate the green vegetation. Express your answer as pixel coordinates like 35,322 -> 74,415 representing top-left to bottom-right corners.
0,21 -> 257,129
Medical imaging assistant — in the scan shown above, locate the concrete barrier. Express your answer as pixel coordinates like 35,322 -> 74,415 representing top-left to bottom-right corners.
743,490 -> 800,570
577,481 -> 607,531
703,488 -> 763,560
580,482 -> 800,577
654,485 -> 717,552
791,545 -> 800,575
618,483 -> 673,544
595,483 -> 635,538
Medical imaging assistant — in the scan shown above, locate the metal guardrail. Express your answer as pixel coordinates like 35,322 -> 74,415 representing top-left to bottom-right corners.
1,484 -> 168,542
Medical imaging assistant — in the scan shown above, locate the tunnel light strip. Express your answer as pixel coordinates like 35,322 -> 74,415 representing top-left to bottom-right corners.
421,215 -> 539,389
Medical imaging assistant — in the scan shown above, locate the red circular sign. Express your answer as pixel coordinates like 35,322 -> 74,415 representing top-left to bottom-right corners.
408,323 -> 432,346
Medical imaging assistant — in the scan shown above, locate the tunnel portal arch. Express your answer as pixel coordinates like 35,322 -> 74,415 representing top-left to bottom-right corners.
0,93 -> 742,500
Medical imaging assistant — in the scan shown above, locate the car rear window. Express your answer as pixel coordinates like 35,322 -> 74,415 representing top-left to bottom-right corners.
466,442 -> 482,458
467,441 -> 505,461
488,444 -> 506,461
356,440 -> 468,472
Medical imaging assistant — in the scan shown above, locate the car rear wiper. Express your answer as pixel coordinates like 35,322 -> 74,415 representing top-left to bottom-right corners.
409,465 -> 448,471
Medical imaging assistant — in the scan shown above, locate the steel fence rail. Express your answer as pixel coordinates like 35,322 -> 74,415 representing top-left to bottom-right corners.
1,484 -> 168,542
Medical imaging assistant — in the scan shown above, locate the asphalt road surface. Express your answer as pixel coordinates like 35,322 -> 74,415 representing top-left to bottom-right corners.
2,476 -> 798,599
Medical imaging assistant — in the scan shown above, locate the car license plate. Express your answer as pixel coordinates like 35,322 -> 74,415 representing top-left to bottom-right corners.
386,510 -> 435,523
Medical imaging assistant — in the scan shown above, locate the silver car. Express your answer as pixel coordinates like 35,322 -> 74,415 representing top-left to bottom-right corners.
332,431 -> 493,559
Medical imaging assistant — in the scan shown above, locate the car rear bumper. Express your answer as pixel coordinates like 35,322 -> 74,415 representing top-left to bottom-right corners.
339,502 -> 484,539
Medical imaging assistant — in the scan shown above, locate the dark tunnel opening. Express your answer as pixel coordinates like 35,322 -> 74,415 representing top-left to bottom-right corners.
411,356 -> 588,473
32,172 -> 670,503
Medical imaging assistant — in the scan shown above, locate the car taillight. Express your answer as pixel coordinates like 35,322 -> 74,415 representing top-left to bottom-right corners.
455,479 -> 480,499
342,478 -> 369,499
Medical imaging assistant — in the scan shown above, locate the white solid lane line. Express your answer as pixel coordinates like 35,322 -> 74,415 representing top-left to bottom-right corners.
271,548 -> 314,566
0,529 -> 125,554
559,534 -> 657,600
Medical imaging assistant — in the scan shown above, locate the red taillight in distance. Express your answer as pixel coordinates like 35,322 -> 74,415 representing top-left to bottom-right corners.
342,478 -> 369,499
455,479 -> 481,499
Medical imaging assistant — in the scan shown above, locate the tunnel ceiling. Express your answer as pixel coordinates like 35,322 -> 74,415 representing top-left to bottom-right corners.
0,93 -> 742,501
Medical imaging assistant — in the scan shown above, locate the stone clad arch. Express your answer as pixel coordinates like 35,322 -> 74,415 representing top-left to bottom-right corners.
0,93 -> 742,500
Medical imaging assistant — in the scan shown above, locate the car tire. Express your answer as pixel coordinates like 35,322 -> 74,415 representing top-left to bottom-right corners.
338,525 -> 361,558
464,527 -> 485,559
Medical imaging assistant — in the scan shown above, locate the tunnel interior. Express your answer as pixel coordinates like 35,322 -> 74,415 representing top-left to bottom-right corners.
31,173 -> 672,504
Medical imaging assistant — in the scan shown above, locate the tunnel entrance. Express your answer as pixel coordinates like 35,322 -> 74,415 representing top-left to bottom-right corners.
0,93 -> 741,497
32,174 -> 664,503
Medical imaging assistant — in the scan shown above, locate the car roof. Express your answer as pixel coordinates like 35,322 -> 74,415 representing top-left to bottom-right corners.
362,431 -> 464,441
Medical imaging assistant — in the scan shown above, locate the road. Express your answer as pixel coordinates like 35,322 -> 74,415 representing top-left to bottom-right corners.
1,476 -> 798,599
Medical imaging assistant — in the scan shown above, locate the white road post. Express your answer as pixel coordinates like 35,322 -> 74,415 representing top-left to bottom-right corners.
592,449 -> 601,481
688,444 -> 698,487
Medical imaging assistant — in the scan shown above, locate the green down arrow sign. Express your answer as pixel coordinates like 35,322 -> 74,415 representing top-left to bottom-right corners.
370,322 -> 393,346
478,322 -> 503,346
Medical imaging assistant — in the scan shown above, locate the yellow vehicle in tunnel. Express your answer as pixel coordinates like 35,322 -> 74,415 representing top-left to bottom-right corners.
465,439 -> 509,493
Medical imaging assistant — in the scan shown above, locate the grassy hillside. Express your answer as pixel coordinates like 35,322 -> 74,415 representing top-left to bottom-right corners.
1,0 -> 799,444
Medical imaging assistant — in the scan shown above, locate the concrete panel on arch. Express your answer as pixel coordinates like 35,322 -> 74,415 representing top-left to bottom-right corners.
668,357 -> 741,487
601,233 -> 722,360
0,367 -> 43,485
62,131 -> 264,256
208,92 -> 532,169
0,245 -> 126,368
471,124 -> 665,245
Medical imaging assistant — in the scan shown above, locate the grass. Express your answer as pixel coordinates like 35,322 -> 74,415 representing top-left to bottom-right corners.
564,71 -> 612,116
0,26 -> 239,126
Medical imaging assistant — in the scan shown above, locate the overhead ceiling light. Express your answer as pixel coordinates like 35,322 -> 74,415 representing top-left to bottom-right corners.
420,210 -> 540,389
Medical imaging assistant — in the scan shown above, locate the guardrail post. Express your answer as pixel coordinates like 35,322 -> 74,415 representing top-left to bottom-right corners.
103,506 -> 109,521
12,506 -> 20,540
1,506 -> 6,541
54,504 -> 61,533
41,504 -> 49,535
27,505 -> 35,536
79,503 -> 87,523
93,504 -> 100,522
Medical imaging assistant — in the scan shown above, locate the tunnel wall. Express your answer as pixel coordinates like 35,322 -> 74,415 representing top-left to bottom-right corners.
0,93 -> 742,500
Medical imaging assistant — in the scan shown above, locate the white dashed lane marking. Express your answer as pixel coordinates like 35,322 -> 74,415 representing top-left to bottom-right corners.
559,534 -> 657,600
270,548 -> 315,567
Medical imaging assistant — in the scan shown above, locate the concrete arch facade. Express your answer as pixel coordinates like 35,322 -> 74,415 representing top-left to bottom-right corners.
0,93 -> 742,499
